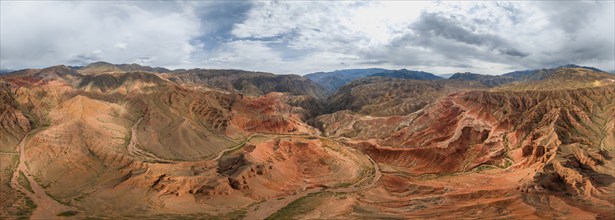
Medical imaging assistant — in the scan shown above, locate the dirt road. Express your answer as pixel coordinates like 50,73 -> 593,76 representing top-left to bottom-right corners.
212,134 -> 256,161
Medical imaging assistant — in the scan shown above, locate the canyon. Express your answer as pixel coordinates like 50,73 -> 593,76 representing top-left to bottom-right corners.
1,63 -> 614,219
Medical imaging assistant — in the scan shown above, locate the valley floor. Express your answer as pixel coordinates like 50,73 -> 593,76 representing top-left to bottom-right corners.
3,129 -> 613,219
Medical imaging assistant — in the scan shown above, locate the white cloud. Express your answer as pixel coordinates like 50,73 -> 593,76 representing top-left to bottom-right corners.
1,1 -> 613,75
0,1 -> 202,69
227,1 -> 615,74
202,40 -> 360,74
224,1 -> 614,75
231,1 -> 428,52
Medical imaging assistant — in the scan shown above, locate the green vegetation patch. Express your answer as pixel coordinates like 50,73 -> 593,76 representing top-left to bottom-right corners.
17,171 -> 34,193
57,210 -> 79,217
217,209 -> 247,220
147,208 -> 246,220
473,165 -> 497,172
266,192 -> 331,220
13,195 -> 37,219
333,182 -> 352,188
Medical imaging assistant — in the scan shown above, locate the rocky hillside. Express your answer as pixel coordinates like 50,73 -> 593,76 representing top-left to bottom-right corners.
325,77 -> 486,116
76,61 -> 171,75
1,63 -> 613,219
305,68 -> 388,93
369,69 -> 441,80
316,82 -> 614,218
305,68 -> 441,94
449,72 -> 515,87
449,65 -> 612,88
166,69 -> 327,99
496,67 -> 615,91
2,65 -> 82,83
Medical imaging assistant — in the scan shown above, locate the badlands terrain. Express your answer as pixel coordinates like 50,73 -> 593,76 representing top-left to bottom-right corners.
1,62 -> 614,219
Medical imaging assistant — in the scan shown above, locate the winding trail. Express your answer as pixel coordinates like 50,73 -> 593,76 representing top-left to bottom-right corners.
331,151 -> 382,193
128,118 -> 254,163
10,130 -> 77,219
127,118 -> 176,163
213,134 -> 256,161
596,110 -> 613,150
0,152 -> 20,155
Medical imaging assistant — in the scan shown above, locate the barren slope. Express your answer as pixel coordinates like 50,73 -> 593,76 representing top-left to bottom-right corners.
325,77 -> 487,116
165,69 -> 327,99
1,64 -> 613,219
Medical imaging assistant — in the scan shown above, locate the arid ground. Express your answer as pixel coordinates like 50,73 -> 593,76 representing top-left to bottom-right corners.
1,63 -> 614,219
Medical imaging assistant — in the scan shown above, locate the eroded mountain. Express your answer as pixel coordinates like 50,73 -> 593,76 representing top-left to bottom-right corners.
369,69 -> 441,80
76,61 -> 171,74
448,65 -> 613,88
305,68 -> 389,93
324,77 -> 487,116
166,69 -> 327,99
1,63 -> 613,219
305,68 -> 442,94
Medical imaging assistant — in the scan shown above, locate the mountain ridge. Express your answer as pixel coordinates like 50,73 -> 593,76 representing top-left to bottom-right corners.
1,63 -> 613,219
305,68 -> 389,93
368,69 -> 442,80
76,61 -> 171,74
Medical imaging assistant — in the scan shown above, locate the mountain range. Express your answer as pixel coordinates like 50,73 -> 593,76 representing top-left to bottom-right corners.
1,62 -> 614,219
304,68 -> 388,93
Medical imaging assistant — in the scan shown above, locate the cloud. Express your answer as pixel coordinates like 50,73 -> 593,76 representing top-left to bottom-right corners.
67,50 -> 103,64
409,12 -> 529,58
533,1 -> 603,36
412,13 -> 506,48
499,48 -> 528,58
192,1 -> 253,51
0,1 -> 202,69
222,1 -> 613,74
1,1 -> 613,75
202,40 -> 361,74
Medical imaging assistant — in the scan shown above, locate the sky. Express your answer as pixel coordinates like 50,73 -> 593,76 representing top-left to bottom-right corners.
1,1 -> 614,75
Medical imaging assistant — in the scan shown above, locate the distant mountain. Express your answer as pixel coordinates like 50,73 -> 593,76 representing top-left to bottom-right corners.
166,69 -> 327,99
501,69 -> 551,81
449,64 -> 610,87
369,69 -> 441,80
495,67 -> 615,91
77,61 -> 170,74
304,68 -> 443,94
501,64 -> 603,81
558,64 -> 603,72
1,65 -> 82,82
305,68 -> 389,93
437,73 -> 455,79
0,69 -> 13,75
449,72 -> 488,80
1,62 -> 326,98
449,72 -> 515,87
77,72 -> 169,92
324,77 -> 486,116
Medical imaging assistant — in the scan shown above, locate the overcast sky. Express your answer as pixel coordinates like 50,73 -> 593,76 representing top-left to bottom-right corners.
1,1 -> 614,75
